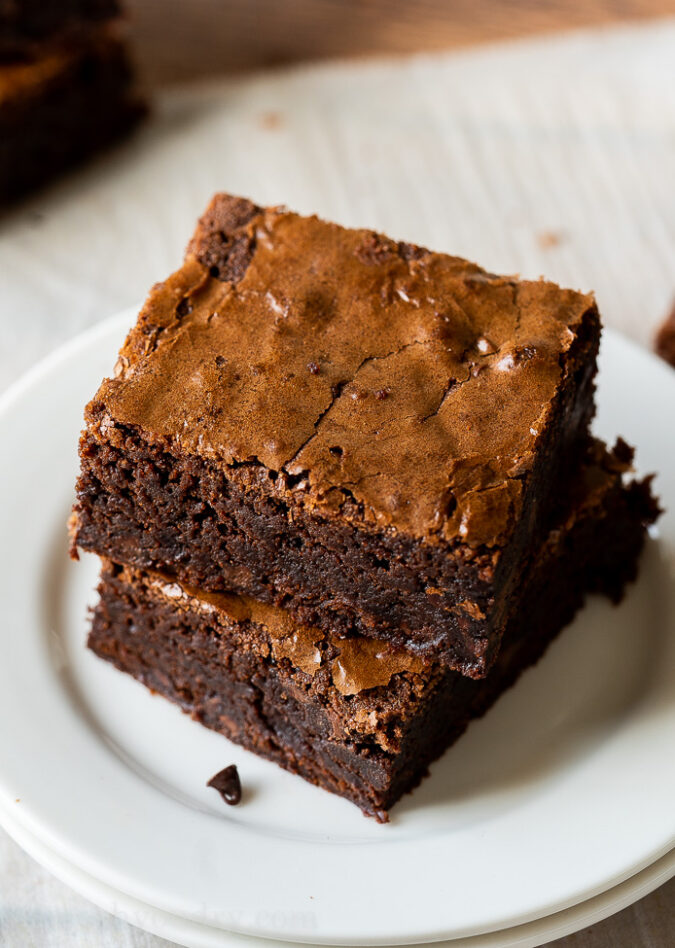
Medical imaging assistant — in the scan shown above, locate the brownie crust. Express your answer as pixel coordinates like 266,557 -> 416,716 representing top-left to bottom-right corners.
87,444 -> 657,820
74,194 -> 600,676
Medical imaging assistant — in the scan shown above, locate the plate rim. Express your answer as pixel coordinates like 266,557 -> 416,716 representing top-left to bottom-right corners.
2,800 -> 674,948
0,810 -> 675,948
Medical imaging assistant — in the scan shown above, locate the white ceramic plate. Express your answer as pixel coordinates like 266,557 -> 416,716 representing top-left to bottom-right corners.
2,803 -> 674,948
0,311 -> 673,945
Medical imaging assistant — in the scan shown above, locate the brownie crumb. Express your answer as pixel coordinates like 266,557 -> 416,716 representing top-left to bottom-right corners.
537,230 -> 564,249
613,437 -> 635,466
207,764 -> 242,805
259,110 -> 283,130
655,301 -> 675,368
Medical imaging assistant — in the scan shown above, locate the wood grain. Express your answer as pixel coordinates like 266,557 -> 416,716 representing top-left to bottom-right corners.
126,0 -> 675,86
554,876 -> 675,946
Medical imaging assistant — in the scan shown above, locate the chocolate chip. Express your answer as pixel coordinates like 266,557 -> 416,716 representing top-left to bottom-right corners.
537,230 -> 563,249
375,388 -> 391,400
176,297 -> 193,318
515,345 -> 536,363
207,764 -> 242,805
259,110 -> 283,130
307,361 -> 320,375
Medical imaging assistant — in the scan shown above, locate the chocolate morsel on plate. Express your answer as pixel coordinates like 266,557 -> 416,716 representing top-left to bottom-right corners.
207,764 -> 242,805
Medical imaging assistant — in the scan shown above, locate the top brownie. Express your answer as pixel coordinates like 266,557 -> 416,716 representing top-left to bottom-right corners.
73,194 -> 600,676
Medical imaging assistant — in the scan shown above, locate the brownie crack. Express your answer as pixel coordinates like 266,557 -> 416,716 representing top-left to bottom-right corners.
282,339 -> 429,470
418,375 -> 461,424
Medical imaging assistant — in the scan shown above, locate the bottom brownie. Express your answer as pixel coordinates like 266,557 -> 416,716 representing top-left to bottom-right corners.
88,442 -> 657,820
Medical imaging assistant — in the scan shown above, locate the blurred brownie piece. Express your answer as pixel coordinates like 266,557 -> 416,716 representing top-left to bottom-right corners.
0,3 -> 144,205
0,0 -> 120,59
655,301 -> 675,368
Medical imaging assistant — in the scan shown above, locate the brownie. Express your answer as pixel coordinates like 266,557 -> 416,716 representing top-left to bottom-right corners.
0,26 -> 144,204
0,0 -> 120,59
655,300 -> 675,368
73,194 -> 601,677
87,440 -> 658,820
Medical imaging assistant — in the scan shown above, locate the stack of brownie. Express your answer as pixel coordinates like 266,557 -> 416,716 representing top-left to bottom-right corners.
71,194 -> 658,820
0,0 -> 143,204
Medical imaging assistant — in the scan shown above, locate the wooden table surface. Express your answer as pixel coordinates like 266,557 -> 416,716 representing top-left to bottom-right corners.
125,0 -> 675,87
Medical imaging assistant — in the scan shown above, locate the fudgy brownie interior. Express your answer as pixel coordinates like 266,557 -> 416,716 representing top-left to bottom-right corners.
88,440 -> 658,819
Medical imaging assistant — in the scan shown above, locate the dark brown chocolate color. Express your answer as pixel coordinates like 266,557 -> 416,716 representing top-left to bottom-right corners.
73,194 -> 600,676
0,0 -> 120,59
207,765 -> 242,806
0,28 -> 144,204
87,441 -> 657,820
655,301 -> 675,368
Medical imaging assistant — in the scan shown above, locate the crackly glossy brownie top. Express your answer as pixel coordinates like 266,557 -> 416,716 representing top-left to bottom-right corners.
94,193 -> 597,544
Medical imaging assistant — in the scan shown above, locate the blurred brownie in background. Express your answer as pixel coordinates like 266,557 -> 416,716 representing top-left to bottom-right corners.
0,1 -> 144,205
0,0 -> 120,59
655,301 -> 675,368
